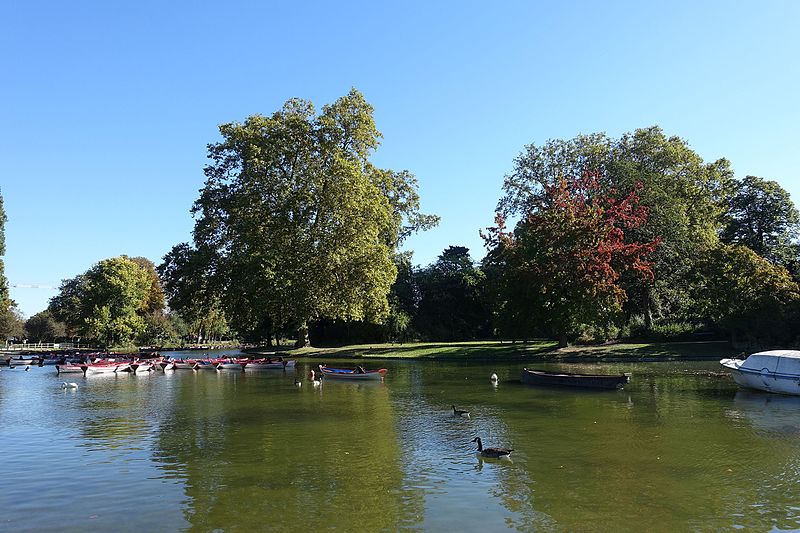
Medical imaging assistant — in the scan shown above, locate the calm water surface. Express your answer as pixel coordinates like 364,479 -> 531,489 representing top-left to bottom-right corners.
2,351 -> 800,532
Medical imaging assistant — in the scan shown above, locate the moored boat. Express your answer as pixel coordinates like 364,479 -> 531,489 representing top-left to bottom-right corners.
56,363 -> 86,374
243,358 -> 296,370
130,361 -> 152,373
215,359 -> 244,370
318,365 -> 387,381
521,368 -> 630,390
171,360 -> 195,370
192,359 -> 218,371
720,350 -> 800,395
84,362 -> 121,374
6,356 -> 41,367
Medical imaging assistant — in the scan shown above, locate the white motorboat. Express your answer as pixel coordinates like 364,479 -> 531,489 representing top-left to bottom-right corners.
721,350 -> 800,395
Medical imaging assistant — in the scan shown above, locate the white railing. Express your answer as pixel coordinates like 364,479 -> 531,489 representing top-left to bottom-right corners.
3,342 -> 98,351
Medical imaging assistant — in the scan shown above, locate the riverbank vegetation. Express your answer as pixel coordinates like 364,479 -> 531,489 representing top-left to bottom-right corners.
4,90 -> 800,352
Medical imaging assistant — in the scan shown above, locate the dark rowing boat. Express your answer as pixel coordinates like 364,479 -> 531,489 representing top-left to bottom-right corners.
521,368 -> 630,390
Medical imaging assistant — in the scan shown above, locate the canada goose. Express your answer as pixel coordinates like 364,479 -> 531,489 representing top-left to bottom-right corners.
451,405 -> 470,418
472,437 -> 512,459
61,382 -> 79,389
490,373 -> 498,382
294,378 -> 302,387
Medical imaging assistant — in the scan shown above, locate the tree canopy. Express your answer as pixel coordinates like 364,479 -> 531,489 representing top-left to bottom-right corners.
485,173 -> 659,346
25,310 -> 66,342
721,175 -> 799,266
415,246 -> 491,341
49,256 -> 154,347
499,126 -> 734,327
162,89 -> 437,345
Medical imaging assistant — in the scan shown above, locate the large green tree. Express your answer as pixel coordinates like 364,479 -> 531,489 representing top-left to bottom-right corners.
127,256 -> 166,314
25,310 -> 66,342
721,175 -> 799,266
169,89 -> 436,346
415,246 -> 491,341
0,304 -> 25,342
158,244 -> 231,343
49,256 -> 152,347
692,244 -> 800,342
499,126 -> 733,328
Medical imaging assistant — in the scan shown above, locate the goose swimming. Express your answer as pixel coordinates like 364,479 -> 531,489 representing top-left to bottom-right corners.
452,405 -> 470,418
472,437 -> 512,459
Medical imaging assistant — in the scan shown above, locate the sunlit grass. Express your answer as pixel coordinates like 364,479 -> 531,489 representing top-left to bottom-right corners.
278,339 -> 734,361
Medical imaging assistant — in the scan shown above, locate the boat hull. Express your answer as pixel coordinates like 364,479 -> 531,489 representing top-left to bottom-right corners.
7,358 -> 40,367
244,360 -> 296,370
216,362 -> 244,370
131,362 -> 152,373
721,358 -> 800,395
84,365 -> 119,374
319,367 -> 387,380
521,368 -> 629,390
56,365 -> 85,374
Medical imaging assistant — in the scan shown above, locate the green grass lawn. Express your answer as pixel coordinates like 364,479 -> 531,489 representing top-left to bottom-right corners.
270,339 -> 736,361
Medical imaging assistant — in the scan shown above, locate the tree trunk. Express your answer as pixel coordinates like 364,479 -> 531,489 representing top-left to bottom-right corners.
558,332 -> 568,348
295,323 -> 310,348
644,287 -> 654,330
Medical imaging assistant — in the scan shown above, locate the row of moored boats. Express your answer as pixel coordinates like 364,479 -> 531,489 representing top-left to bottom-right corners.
54,356 -> 296,374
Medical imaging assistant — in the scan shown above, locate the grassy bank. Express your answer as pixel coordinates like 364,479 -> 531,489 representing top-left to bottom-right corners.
265,340 -> 736,361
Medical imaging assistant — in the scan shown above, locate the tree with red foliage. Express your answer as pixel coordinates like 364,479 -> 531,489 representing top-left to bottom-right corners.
483,172 -> 660,347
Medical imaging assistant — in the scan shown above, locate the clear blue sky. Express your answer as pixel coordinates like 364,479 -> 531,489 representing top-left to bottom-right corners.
2,1 -> 799,317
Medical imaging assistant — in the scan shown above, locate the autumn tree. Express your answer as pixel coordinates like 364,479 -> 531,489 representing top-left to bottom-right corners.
500,127 -> 732,328
167,89 -> 437,346
485,173 -> 659,346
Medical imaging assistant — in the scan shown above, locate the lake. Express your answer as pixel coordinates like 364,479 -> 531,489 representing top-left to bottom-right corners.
2,352 -> 800,532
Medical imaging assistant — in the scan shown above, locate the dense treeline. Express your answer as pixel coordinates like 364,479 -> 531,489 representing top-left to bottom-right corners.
9,92 -> 800,349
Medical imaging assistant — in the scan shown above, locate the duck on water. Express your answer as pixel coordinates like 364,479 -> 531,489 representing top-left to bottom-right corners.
472,437 -> 513,459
